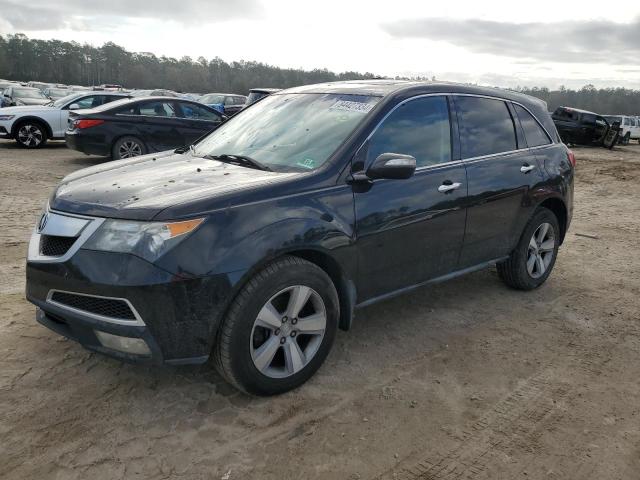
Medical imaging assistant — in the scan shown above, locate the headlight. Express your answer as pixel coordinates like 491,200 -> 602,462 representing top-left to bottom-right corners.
83,218 -> 204,262
15,100 -> 25,106
0,115 -> 15,120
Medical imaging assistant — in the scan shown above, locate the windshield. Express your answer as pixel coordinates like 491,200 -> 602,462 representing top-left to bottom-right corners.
14,88 -> 47,99
49,88 -> 69,96
193,93 -> 380,172
246,91 -> 270,105
130,90 -> 150,97
52,92 -> 83,107
200,94 -> 224,104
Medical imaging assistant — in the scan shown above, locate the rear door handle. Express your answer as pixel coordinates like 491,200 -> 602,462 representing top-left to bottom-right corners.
438,182 -> 462,193
520,164 -> 536,173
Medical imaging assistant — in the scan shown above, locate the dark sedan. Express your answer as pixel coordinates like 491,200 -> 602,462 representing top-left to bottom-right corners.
65,96 -> 225,159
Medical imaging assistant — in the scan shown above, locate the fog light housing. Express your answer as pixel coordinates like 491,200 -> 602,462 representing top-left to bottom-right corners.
94,331 -> 151,356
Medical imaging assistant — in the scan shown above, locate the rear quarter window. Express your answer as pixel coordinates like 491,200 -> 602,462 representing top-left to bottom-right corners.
455,96 -> 517,158
514,104 -> 551,147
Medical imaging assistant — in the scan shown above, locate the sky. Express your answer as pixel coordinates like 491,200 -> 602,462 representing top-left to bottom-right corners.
1,0 -> 639,89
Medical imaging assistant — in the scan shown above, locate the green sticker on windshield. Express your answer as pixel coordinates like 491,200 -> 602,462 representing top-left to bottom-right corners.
296,158 -> 315,169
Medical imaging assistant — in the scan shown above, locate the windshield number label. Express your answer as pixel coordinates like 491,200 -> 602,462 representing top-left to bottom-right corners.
330,100 -> 374,114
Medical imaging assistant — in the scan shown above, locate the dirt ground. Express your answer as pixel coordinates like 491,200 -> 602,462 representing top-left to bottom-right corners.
1,140 -> 639,480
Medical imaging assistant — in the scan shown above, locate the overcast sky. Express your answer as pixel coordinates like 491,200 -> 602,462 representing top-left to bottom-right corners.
1,0 -> 639,89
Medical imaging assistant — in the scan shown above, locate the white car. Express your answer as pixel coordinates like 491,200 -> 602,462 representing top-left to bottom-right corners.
0,91 -> 129,148
603,115 -> 640,145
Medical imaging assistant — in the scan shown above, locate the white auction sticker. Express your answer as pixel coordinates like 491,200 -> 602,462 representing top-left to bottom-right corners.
330,100 -> 375,113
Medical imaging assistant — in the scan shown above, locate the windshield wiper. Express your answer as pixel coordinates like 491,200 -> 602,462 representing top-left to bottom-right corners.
204,154 -> 273,172
174,144 -> 195,154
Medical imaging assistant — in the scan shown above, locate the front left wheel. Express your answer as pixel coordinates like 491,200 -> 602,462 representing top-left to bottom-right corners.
214,256 -> 339,396
15,121 -> 47,148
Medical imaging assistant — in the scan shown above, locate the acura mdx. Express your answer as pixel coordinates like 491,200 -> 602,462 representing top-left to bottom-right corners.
26,81 -> 574,395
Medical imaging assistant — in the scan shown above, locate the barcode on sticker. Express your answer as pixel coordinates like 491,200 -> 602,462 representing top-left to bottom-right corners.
330,100 -> 375,113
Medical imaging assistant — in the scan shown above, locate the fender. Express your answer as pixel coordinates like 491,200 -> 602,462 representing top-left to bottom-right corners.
11,115 -> 54,138
155,191 -> 358,329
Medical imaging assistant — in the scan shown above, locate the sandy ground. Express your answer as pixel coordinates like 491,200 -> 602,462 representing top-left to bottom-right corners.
1,140 -> 639,480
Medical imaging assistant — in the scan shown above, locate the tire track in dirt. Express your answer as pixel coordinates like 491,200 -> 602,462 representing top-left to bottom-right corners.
379,339 -> 614,480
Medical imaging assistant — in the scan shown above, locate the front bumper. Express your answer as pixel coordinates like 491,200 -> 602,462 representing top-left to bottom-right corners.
0,123 -> 11,138
26,210 -> 236,365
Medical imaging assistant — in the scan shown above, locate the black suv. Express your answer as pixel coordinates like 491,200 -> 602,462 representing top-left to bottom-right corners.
26,81 -> 574,395
552,106 -> 610,146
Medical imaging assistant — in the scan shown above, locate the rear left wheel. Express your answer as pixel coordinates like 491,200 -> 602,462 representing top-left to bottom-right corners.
214,256 -> 339,396
497,208 -> 560,290
112,136 -> 146,159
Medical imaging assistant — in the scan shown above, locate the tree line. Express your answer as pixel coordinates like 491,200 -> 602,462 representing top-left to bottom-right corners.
0,34 -> 376,94
515,85 -> 640,115
1,34 -> 638,114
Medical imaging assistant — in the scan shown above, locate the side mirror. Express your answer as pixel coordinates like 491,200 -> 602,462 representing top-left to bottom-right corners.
366,153 -> 417,180
68,103 -> 80,110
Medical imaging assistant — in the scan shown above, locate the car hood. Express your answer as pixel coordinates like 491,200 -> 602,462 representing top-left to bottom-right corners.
0,104 -> 54,114
50,151 -> 300,221
15,98 -> 51,106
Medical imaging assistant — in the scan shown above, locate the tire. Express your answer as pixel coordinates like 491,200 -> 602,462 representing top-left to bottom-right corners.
112,136 -> 146,159
622,133 -> 631,145
214,256 -> 339,396
14,121 -> 47,148
497,208 -> 560,291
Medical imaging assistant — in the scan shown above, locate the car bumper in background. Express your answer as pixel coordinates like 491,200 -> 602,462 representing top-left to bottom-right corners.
65,131 -> 111,156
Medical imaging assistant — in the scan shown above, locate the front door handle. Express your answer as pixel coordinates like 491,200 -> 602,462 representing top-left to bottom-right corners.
520,164 -> 536,173
438,182 -> 462,193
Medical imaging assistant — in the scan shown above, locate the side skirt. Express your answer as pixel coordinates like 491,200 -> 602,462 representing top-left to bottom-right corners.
355,256 -> 509,309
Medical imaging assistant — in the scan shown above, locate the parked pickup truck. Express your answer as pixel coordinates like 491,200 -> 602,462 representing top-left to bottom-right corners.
552,106 -> 617,147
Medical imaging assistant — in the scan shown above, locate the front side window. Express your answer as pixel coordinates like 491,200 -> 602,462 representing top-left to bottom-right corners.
193,93 -> 380,172
366,96 -> 451,168
178,102 -> 221,121
456,96 -> 517,158
515,104 -> 551,147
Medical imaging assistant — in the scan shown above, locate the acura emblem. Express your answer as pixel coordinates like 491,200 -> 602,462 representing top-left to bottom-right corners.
37,212 -> 49,233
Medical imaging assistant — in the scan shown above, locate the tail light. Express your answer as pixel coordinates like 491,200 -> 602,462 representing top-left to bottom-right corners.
74,119 -> 104,129
567,149 -> 576,167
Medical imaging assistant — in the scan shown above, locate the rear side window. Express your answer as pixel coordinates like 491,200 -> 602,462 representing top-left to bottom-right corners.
139,101 -> 177,117
367,96 -> 451,168
515,104 -> 551,147
455,96 -> 517,158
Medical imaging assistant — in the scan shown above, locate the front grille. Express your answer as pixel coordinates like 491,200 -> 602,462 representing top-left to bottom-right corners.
50,291 -> 137,321
40,235 -> 77,256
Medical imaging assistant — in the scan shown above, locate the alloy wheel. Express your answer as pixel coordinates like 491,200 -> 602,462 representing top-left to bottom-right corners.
118,140 -> 143,158
250,285 -> 326,378
17,125 -> 43,147
526,222 -> 555,279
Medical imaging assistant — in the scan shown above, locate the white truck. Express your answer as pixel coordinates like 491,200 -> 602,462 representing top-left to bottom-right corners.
603,115 -> 640,145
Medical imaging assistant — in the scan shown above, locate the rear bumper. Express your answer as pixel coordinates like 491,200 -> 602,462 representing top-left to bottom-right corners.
65,131 -> 111,156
